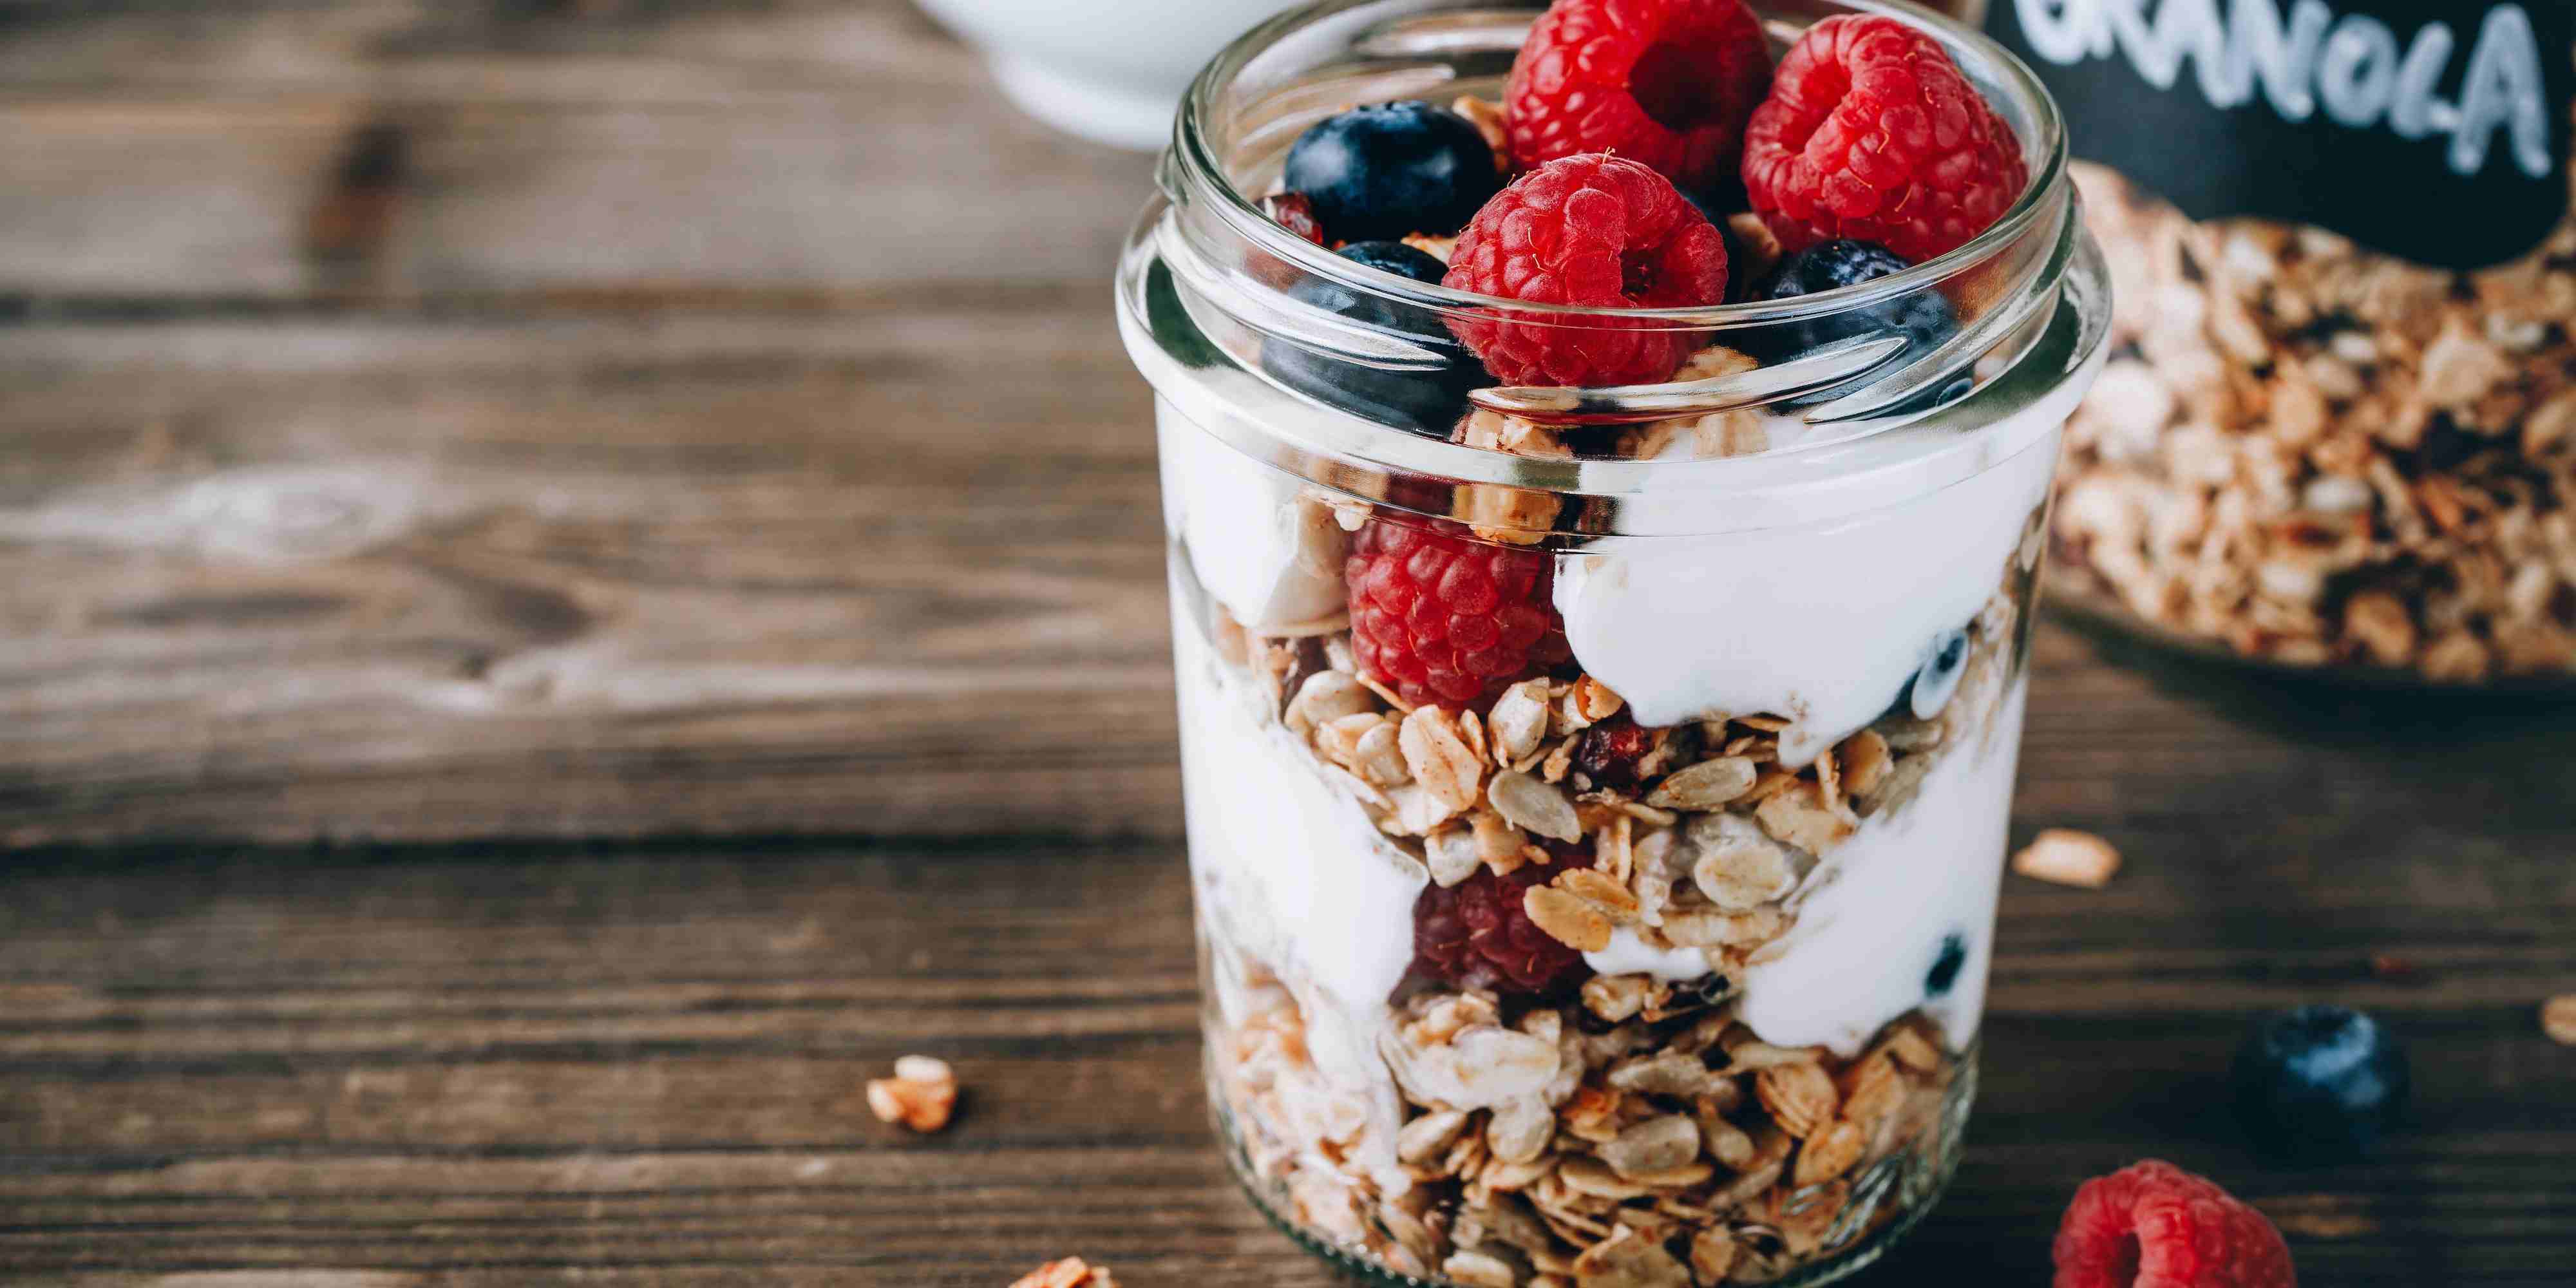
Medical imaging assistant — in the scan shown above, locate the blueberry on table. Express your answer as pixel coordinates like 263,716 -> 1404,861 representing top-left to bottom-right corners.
2232,1004 -> 2410,1162
1754,239 -> 1959,402
1283,101 -> 1502,243
1260,240 -> 1481,435
1900,626 -> 1970,719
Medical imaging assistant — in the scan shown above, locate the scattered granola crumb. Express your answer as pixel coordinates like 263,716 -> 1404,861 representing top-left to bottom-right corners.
2011,828 -> 2121,889
1009,1256 -> 1119,1288
2253,1192 -> 2379,1240
2543,995 -> 2576,1046
866,1053 -> 958,1133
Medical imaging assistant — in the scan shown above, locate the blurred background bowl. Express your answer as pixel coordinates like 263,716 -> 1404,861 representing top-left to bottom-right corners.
913,0 -> 1298,149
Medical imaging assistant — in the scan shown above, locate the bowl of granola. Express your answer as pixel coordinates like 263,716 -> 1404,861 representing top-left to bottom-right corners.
1117,0 -> 2110,1282
1998,3 -> 2576,688
2050,162 -> 2576,688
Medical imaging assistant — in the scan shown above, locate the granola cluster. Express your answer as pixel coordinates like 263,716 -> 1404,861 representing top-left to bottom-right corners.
1188,505 -> 2038,1285
1222,988 -> 1959,1287
2052,162 -> 2576,682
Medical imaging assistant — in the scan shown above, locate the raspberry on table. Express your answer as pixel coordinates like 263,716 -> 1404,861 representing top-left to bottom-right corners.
1505,0 -> 1773,193
1345,519 -> 1570,709
2052,1160 -> 2296,1288
1441,153 -> 1728,386
1412,851 -> 1591,994
1741,15 -> 2026,263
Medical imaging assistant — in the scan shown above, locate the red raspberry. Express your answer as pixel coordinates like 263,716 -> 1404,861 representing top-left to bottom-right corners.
1441,154 -> 1728,386
1741,15 -> 2027,263
1346,518 -> 1569,709
2053,1160 -> 2297,1288
1412,851 -> 1592,994
1505,0 -> 1774,193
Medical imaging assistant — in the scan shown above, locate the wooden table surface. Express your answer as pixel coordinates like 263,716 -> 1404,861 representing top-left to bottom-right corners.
3,3 -> 2572,1284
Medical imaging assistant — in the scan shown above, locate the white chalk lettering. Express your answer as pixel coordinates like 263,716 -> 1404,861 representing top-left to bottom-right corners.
2009,0 -> 2552,178
2454,5 -> 2553,177
2316,14 -> 2398,126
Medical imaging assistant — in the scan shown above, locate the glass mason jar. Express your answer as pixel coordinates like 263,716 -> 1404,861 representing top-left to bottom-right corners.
1115,3 -> 2109,1283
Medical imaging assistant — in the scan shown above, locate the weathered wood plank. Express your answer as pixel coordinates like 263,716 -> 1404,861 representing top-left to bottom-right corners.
0,303 -> 1177,842
0,842 -> 2568,1283
1,2 -> 2571,1281
0,0 -> 1155,300
10,308 -> 2576,846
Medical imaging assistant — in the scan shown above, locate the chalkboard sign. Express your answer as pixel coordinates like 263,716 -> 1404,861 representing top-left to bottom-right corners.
1986,1 -> 2575,269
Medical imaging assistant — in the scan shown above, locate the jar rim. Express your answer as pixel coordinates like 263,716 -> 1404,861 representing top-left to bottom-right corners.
1119,0 -> 2114,538
1168,0 -> 2070,330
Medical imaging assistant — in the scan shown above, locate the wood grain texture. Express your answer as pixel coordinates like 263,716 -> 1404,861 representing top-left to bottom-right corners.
0,306 -> 1173,842
0,836 -> 2570,1284
3,1 -> 2574,1283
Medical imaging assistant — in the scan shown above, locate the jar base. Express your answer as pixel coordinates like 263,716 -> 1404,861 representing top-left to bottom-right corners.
1208,1048 -> 1976,1287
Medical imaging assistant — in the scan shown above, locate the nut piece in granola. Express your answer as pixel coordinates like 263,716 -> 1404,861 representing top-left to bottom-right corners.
866,1054 -> 958,1133
1008,1257 -> 1119,1288
1524,885 -> 1615,952
1571,1222 -> 1692,1288
1490,768 -> 1584,842
1644,755 -> 1757,810
2011,828 -> 2121,888
1754,1061 -> 1840,1139
1687,812 -> 1798,911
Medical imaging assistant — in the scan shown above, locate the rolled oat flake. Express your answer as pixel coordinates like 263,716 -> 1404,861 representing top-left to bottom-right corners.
1989,0 -> 2572,268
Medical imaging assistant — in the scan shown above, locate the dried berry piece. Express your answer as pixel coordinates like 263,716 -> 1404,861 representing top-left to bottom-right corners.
1412,846 -> 1593,994
1573,714 -> 1658,790
1262,190 -> 1327,245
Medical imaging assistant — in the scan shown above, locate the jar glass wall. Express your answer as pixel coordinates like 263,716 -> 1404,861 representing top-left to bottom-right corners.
1119,3 -> 2109,1283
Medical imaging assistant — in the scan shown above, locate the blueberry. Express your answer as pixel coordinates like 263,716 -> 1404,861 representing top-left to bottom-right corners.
1900,626 -> 1970,719
1924,933 -> 1967,998
2231,1005 -> 2410,1162
1754,240 -> 1959,403
1260,240 -> 1481,435
1283,102 -> 1502,243
1332,240 -> 1450,283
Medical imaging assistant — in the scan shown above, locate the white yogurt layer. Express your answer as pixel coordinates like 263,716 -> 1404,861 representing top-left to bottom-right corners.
1586,925 -> 1712,982
1737,681 -> 2029,1057
1170,607 -> 1422,1193
1160,416 -> 1347,632
1553,431 -> 2058,767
